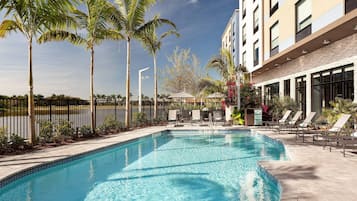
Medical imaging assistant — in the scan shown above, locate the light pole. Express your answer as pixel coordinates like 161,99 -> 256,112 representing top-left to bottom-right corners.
138,67 -> 150,113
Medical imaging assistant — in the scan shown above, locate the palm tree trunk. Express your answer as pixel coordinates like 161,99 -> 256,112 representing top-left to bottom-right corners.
153,53 -> 158,119
90,47 -> 95,133
28,38 -> 36,145
125,38 -> 131,128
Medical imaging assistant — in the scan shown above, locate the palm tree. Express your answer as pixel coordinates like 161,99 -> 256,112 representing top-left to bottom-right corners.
139,27 -> 179,119
207,49 -> 247,109
38,0 -> 124,133
0,0 -> 77,144
113,0 -> 176,128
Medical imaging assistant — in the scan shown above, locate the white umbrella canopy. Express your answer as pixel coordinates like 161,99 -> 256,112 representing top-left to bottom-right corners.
169,91 -> 194,99
207,92 -> 225,99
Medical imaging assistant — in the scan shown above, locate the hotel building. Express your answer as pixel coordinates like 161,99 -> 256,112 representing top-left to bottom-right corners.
222,9 -> 240,66
239,0 -> 357,116
239,0 -> 264,72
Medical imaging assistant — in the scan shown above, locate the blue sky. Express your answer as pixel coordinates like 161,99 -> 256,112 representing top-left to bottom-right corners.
0,0 -> 238,99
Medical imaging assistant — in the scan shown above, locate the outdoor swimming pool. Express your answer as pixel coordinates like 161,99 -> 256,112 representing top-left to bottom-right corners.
0,129 -> 286,201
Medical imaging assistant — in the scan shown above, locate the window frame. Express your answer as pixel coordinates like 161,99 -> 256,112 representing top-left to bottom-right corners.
253,7 -> 259,33
253,40 -> 259,66
270,21 -> 279,57
270,0 -> 279,16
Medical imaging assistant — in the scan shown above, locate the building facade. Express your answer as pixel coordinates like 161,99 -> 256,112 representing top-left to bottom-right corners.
243,0 -> 357,116
222,9 -> 240,66
239,0 -> 264,72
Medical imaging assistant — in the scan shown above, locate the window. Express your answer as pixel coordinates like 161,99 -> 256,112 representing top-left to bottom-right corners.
296,0 -> 312,41
284,79 -> 290,97
253,7 -> 259,33
296,76 -> 307,116
296,0 -> 311,32
312,64 -> 354,115
242,0 -> 246,17
253,41 -> 259,66
242,24 -> 246,45
264,83 -> 279,105
242,51 -> 246,68
233,22 -> 235,36
270,22 -> 279,56
270,0 -> 279,16
345,0 -> 357,13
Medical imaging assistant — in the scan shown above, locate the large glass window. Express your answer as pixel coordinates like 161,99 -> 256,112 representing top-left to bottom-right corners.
312,64 -> 354,115
270,0 -> 279,16
264,83 -> 279,105
296,76 -> 306,117
296,0 -> 311,32
284,79 -> 290,97
253,7 -> 259,33
270,22 -> 279,56
253,41 -> 259,66
242,24 -> 246,45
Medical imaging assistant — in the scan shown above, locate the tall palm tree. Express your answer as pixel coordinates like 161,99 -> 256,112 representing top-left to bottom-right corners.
38,0 -> 124,133
113,0 -> 176,128
139,27 -> 179,119
0,0 -> 77,144
207,48 -> 248,109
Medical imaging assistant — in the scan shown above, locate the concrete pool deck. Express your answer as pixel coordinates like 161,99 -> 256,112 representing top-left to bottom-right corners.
0,125 -> 357,200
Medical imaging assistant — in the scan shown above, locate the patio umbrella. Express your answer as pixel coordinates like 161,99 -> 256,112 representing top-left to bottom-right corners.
169,91 -> 194,99
207,92 -> 225,99
207,92 -> 225,110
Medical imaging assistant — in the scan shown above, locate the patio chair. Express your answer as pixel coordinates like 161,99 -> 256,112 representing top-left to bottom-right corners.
213,110 -> 224,125
312,114 -> 351,149
168,110 -> 178,125
279,111 -> 303,132
295,112 -> 317,142
264,110 -> 292,129
340,132 -> 357,157
191,109 -> 201,125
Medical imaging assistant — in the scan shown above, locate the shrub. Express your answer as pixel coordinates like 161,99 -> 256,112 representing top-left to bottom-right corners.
268,96 -> 298,120
231,107 -> 244,125
9,134 -> 26,150
322,98 -> 357,128
134,112 -> 148,127
56,120 -> 75,138
80,125 -> 93,138
0,128 -> 9,153
39,120 -> 54,143
97,115 -> 122,134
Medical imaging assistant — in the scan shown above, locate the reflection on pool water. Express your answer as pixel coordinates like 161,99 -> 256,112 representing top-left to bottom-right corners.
0,129 -> 286,201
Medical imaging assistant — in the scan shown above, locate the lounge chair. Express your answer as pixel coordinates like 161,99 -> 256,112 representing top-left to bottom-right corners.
295,112 -> 316,142
312,114 -> 351,149
168,110 -> 178,126
264,110 -> 292,129
213,110 -> 223,125
191,109 -> 201,125
338,132 -> 357,157
279,111 -> 303,132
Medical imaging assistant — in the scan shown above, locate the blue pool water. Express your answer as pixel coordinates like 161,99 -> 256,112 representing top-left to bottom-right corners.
0,130 -> 286,201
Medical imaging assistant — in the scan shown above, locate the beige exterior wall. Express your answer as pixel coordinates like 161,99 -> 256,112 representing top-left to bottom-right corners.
311,0 -> 343,21
254,33 -> 357,84
263,0 -> 345,61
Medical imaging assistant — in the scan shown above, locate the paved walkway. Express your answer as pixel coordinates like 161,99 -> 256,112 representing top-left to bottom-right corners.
256,129 -> 357,201
1,126 -> 357,201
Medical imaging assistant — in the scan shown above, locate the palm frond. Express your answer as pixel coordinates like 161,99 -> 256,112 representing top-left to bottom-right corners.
0,19 -> 23,37
38,30 -> 86,46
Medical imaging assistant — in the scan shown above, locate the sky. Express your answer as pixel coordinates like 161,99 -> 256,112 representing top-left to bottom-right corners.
0,0 -> 238,99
